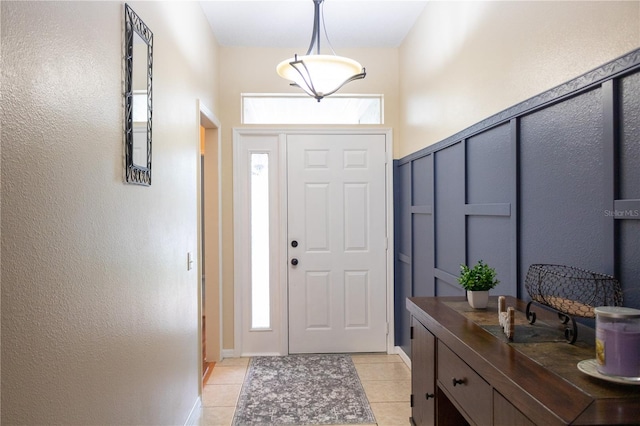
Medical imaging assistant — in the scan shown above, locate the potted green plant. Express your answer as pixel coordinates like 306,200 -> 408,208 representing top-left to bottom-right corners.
458,260 -> 499,309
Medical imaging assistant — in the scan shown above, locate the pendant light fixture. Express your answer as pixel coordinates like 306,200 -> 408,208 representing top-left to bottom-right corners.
276,0 -> 366,102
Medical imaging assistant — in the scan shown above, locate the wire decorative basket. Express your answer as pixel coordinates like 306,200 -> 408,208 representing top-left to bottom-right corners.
524,264 -> 623,343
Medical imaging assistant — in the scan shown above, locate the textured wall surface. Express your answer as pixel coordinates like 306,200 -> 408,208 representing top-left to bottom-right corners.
619,70 -> 640,309
520,89 -> 609,281
1,1 -> 219,424
399,1 -> 640,157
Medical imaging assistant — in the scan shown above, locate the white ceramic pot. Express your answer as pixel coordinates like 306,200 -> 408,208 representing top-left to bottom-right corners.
467,290 -> 489,309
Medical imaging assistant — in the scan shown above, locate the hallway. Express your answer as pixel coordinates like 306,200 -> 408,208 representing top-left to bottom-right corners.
192,354 -> 411,426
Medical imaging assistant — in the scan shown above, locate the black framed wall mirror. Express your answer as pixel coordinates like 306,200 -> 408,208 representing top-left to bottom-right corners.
124,4 -> 153,185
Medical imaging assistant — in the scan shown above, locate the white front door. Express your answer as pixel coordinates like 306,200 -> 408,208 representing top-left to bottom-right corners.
287,133 -> 388,353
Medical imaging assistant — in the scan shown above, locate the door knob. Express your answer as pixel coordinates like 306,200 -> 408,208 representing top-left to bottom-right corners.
291,240 -> 298,248
291,258 -> 299,266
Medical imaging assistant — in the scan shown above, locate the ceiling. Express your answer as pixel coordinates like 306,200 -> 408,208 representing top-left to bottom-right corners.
199,0 -> 429,49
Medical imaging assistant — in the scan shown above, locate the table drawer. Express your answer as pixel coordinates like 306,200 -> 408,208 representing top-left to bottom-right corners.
438,341 -> 491,425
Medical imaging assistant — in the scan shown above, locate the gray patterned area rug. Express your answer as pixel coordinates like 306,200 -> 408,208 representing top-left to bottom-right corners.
232,354 -> 376,425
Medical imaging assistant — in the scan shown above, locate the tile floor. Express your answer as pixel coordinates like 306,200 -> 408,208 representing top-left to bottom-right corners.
191,354 -> 411,426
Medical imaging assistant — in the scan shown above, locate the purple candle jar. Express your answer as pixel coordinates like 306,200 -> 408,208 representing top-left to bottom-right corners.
595,306 -> 640,378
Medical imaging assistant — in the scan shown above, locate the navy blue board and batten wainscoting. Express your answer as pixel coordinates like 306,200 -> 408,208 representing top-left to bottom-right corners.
394,48 -> 640,356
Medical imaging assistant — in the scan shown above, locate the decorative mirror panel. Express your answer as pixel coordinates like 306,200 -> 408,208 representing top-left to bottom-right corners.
124,4 -> 153,185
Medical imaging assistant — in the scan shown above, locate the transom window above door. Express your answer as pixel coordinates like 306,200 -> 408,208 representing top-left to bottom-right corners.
241,94 -> 383,125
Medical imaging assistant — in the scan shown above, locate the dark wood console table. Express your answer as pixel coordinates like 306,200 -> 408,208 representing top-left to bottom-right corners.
407,296 -> 640,425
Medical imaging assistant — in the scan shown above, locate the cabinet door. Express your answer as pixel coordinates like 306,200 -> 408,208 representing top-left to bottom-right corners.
411,317 -> 436,425
493,390 -> 535,426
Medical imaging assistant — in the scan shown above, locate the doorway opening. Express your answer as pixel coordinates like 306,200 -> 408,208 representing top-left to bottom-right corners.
198,101 -> 222,390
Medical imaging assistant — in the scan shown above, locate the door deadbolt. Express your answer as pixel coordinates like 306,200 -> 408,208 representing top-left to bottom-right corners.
291,240 -> 298,248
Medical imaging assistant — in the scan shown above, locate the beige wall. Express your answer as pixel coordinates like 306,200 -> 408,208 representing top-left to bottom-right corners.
217,46 -> 399,350
399,1 -> 640,158
1,1 -> 219,424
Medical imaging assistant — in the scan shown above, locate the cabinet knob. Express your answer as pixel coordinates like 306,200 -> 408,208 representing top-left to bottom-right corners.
425,393 -> 435,400
452,378 -> 466,387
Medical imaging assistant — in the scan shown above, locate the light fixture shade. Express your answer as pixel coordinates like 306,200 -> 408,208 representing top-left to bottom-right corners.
277,0 -> 366,101
277,55 -> 365,100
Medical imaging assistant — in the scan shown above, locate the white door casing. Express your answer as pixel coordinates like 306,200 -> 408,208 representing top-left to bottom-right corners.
287,133 -> 387,353
233,129 -> 393,356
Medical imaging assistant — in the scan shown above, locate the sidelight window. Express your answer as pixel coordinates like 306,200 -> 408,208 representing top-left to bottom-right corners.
250,153 -> 270,329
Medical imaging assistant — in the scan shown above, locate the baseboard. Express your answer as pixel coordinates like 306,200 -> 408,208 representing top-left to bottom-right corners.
222,348 -> 284,358
239,351 -> 282,357
221,349 -> 235,359
184,396 -> 202,426
395,346 -> 411,369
